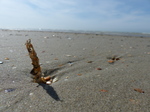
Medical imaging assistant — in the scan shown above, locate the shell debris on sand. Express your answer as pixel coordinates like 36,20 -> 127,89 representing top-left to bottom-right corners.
46,77 -> 58,85
52,77 -> 58,83
46,81 -> 52,85
5,58 -> 9,60
0,61 -> 3,64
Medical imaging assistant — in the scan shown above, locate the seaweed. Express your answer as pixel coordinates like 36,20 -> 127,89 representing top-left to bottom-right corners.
25,39 -> 51,84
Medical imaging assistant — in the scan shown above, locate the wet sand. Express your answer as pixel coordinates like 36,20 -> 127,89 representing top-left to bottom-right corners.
0,29 -> 150,112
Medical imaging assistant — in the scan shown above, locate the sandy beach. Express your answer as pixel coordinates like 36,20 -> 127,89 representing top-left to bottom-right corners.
0,29 -> 150,112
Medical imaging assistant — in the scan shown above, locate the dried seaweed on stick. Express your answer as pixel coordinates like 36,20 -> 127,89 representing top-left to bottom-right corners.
25,39 -> 51,84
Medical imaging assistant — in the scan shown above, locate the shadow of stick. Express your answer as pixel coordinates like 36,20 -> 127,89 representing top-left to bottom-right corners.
38,83 -> 61,101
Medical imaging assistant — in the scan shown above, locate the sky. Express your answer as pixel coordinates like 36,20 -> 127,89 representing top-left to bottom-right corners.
0,0 -> 150,33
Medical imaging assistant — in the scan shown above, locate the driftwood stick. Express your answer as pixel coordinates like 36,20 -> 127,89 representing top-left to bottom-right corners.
25,39 -> 46,83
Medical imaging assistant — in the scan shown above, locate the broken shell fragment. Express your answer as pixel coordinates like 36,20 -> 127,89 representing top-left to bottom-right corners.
87,61 -> 93,63
0,61 -> 3,64
5,58 -> 9,60
100,89 -> 108,92
52,77 -> 58,83
96,68 -> 102,70
44,76 -> 51,81
46,81 -> 52,85
66,55 -> 72,57
108,60 -> 114,64
134,88 -> 144,93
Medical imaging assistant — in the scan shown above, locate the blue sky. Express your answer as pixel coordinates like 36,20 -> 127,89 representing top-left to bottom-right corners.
0,0 -> 150,32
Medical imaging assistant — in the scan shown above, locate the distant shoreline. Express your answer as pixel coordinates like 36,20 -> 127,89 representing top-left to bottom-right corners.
1,28 -> 150,38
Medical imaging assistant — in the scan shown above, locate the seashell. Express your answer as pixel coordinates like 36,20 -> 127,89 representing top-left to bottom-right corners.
29,93 -> 33,96
5,58 -> 9,60
66,55 -> 72,57
134,88 -> 144,93
0,61 -> 3,64
44,76 -> 51,81
52,77 -> 58,83
108,60 -> 114,63
46,81 -> 52,85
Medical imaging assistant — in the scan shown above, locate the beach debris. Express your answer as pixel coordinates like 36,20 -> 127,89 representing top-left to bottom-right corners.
43,76 -> 51,81
25,39 -> 54,84
29,93 -> 34,96
108,60 -> 115,64
52,77 -> 58,83
67,61 -> 74,66
100,89 -> 108,92
44,36 -> 49,39
5,88 -> 16,93
54,58 -> 58,60
87,61 -> 93,63
5,57 -> 9,60
66,55 -> 72,57
96,68 -> 102,70
77,74 -> 82,76
107,55 -> 120,64
26,39 -> 45,83
46,81 -> 52,85
134,88 -> 144,93
0,61 -> 3,64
